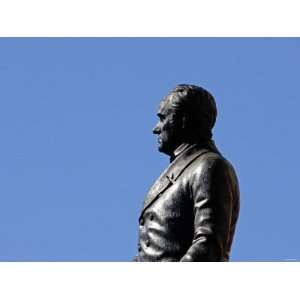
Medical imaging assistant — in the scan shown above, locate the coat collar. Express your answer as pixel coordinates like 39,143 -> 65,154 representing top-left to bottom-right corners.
139,141 -> 217,218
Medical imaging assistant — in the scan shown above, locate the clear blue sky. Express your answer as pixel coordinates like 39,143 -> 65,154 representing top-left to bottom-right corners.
0,38 -> 299,261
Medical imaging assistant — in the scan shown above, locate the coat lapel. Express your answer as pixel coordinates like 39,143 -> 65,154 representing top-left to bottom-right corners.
140,144 -> 211,218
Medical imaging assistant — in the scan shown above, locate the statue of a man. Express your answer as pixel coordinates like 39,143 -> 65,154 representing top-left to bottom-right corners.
134,84 -> 240,262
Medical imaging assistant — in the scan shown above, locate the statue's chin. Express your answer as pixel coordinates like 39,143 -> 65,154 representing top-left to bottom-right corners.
158,143 -> 166,153
158,144 -> 172,156
158,145 -> 164,152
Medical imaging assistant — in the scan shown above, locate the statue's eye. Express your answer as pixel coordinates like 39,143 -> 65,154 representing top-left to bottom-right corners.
157,113 -> 165,121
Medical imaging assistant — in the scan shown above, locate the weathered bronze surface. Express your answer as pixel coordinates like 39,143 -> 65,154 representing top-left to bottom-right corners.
134,84 -> 240,262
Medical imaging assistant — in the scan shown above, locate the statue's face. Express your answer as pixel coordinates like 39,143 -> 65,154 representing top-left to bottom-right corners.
152,94 -> 183,156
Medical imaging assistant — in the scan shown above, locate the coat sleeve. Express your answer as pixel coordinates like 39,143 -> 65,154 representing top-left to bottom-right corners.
180,156 -> 237,262
132,255 -> 139,262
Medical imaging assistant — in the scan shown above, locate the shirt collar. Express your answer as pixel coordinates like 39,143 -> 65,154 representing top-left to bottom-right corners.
170,139 -> 220,162
170,143 -> 192,162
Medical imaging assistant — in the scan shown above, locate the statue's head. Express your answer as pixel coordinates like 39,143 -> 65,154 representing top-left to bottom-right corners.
153,84 -> 217,156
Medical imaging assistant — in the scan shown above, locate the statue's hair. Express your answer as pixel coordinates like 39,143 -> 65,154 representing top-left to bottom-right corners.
167,84 -> 217,140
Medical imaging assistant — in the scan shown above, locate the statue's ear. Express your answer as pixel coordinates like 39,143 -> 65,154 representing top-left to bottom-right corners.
181,115 -> 188,130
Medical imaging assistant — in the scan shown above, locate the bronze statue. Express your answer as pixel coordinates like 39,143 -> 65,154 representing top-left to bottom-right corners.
134,84 -> 240,262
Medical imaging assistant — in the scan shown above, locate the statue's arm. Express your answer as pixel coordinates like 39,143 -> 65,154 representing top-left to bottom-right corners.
180,157 -> 235,262
132,255 -> 139,262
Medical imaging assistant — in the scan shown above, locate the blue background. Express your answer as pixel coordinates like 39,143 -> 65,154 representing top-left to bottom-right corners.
0,38 -> 299,261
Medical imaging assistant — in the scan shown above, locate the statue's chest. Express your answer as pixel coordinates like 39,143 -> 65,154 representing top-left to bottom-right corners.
145,178 -> 193,222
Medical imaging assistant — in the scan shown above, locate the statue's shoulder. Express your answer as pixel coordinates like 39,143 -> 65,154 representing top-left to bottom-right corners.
190,149 -> 237,178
